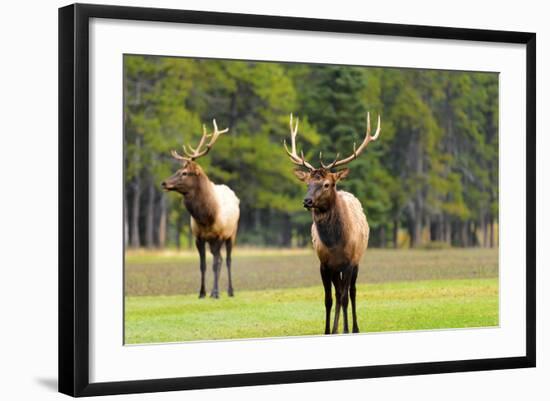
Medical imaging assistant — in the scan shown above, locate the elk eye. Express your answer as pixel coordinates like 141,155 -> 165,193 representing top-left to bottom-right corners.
181,171 -> 187,176
324,183 -> 330,189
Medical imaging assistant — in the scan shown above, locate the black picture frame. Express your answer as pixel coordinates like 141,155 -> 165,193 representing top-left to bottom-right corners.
58,3 -> 536,397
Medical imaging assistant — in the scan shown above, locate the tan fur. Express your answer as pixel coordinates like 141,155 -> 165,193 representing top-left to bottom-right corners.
311,190 -> 369,266
190,181 -> 240,242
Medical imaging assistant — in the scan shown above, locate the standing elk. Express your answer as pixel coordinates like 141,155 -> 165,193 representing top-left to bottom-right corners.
162,120 -> 240,299
284,113 -> 380,334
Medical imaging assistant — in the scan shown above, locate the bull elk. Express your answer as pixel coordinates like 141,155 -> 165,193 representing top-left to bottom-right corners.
162,120 -> 240,299
284,113 -> 380,334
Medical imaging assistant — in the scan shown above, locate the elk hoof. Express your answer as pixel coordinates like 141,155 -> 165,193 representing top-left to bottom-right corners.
198,291 -> 206,299
228,288 -> 234,297
210,291 -> 219,299
352,326 -> 360,334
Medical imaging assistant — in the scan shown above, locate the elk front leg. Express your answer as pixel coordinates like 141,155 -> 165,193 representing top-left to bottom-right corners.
196,238 -> 207,298
209,239 -> 223,299
320,265 -> 332,335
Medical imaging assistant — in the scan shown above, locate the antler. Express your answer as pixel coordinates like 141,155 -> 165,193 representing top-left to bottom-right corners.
283,114 -> 315,171
171,119 -> 229,163
321,112 -> 381,169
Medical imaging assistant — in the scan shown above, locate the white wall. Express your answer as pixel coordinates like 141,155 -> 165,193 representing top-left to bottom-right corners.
0,0 -> 546,400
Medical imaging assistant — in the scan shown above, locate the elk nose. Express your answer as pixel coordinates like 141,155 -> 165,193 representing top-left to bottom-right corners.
161,181 -> 167,188
303,198 -> 313,208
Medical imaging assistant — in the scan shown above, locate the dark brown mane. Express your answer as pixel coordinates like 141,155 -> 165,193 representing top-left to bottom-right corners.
183,170 -> 218,227
313,193 -> 345,248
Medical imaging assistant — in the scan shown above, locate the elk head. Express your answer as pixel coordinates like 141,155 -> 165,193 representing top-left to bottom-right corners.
284,113 -> 381,211
161,119 -> 228,196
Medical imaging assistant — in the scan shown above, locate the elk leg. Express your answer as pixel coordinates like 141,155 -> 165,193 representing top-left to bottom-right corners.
225,239 -> 234,297
320,265 -> 332,335
209,239 -> 223,299
350,265 -> 359,333
331,273 -> 342,334
341,266 -> 353,334
196,238 -> 206,298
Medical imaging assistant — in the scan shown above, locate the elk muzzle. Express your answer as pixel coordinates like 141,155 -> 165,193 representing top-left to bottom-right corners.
161,180 -> 174,191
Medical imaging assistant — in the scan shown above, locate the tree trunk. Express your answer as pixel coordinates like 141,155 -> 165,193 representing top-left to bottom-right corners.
438,217 -> 444,242
263,209 -> 271,245
158,194 -> 167,248
443,215 -> 451,244
471,221 -> 478,247
416,219 -> 423,247
281,213 -> 292,248
460,221 -> 468,247
481,213 -> 488,248
425,214 -> 431,243
145,179 -> 155,248
130,134 -> 142,249
254,209 -> 261,231
300,231 -> 309,248
124,196 -> 129,248
489,216 -> 495,248
379,225 -> 387,248
175,212 -> 184,250
428,217 -> 439,242
130,177 -> 141,248
393,218 -> 399,248
409,217 -> 423,248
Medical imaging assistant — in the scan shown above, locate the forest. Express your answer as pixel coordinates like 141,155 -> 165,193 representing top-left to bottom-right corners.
124,55 -> 499,249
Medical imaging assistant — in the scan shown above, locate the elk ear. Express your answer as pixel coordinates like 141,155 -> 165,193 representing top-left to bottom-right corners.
334,168 -> 350,182
293,169 -> 309,182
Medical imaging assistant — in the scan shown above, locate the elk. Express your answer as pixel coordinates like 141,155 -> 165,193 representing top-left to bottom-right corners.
284,113 -> 380,334
162,120 -> 240,299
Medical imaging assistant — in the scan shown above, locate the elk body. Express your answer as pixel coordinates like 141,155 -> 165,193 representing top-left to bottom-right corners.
162,120 -> 240,298
285,113 -> 380,334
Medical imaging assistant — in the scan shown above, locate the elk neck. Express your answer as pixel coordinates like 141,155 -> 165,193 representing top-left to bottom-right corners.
312,192 -> 346,248
182,173 -> 218,227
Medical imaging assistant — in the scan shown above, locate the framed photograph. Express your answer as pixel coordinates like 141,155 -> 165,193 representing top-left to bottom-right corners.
58,3 -> 536,397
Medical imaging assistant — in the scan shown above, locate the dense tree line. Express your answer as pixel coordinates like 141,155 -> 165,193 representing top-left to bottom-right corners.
124,55 -> 498,249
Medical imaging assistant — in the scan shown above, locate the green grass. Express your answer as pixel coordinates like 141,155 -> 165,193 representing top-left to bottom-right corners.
125,278 -> 498,344
125,249 -> 499,343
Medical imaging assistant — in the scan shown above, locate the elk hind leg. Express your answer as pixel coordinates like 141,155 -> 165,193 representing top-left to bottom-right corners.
341,265 -> 353,334
209,239 -> 223,299
225,239 -> 234,297
331,273 -> 342,334
350,265 -> 359,333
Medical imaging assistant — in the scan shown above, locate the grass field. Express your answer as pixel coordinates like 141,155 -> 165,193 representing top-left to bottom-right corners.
125,248 -> 498,344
